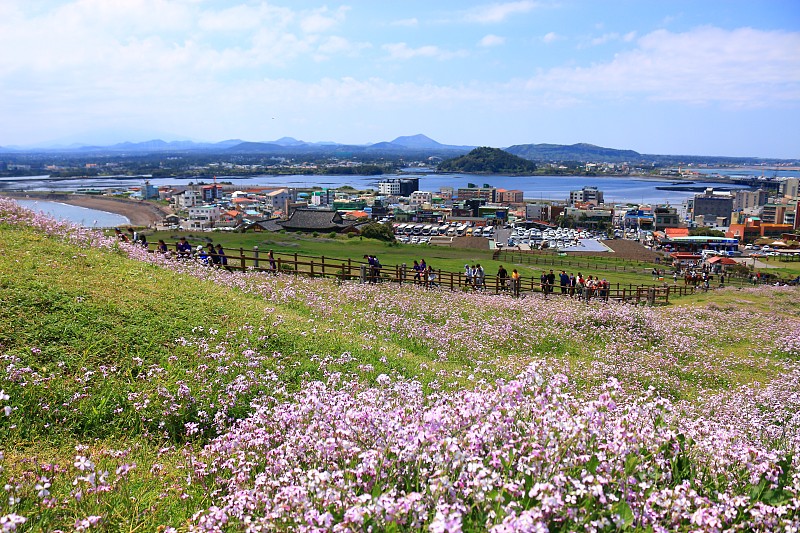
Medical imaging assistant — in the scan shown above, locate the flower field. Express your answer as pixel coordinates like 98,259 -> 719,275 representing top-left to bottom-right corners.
0,197 -> 798,531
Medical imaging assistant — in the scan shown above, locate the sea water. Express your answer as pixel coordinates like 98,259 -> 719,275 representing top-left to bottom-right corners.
15,199 -> 130,228
0,173 -> 758,204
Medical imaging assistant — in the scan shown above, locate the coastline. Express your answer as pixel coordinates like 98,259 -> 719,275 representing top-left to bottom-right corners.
0,192 -> 169,226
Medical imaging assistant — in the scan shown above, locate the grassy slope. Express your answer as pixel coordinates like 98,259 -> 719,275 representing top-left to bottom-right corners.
2,223 -> 798,529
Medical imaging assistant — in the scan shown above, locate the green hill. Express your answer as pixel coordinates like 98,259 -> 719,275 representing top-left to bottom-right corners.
437,146 -> 538,173
1,197 -> 799,531
505,142 -> 643,163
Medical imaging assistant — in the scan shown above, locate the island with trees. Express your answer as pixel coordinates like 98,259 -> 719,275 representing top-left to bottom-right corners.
437,147 -> 538,174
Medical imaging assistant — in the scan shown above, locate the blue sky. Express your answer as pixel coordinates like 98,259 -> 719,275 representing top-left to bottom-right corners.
1,0 -> 798,157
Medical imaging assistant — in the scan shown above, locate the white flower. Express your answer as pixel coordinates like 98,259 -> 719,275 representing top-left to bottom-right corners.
35,478 -> 51,498
74,456 -> 94,472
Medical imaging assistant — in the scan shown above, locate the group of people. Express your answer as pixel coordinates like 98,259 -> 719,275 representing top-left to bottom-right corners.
169,236 -> 228,268
538,269 -> 611,300
114,227 -> 148,248
494,266 -> 609,300
363,255 -> 383,283
411,259 -> 439,288
463,263 -> 487,290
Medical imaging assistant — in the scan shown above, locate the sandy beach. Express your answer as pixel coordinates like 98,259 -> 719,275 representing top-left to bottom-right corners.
1,192 -> 170,226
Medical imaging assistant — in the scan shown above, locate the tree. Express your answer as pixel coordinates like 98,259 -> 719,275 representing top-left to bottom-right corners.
689,228 -> 725,237
438,147 -> 537,174
360,222 -> 396,242
556,214 -> 576,228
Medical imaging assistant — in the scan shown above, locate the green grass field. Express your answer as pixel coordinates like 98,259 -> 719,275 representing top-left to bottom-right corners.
2,207 -> 798,530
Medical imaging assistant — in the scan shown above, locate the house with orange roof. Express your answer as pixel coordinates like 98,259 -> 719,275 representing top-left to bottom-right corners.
496,188 -> 523,204
343,210 -> 370,221
664,227 -> 689,238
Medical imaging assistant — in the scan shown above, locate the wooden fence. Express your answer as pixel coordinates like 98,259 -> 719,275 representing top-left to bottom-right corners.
146,241 -> 700,304
494,249 -> 762,287
496,249 -> 662,272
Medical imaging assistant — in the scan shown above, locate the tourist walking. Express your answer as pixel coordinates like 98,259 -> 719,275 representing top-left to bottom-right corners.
215,244 -> 228,269
474,264 -> 485,291
426,263 -> 438,288
559,270 -> 569,295
412,260 -> 422,284
546,270 -> 556,295
497,265 -> 508,292
511,268 -> 521,297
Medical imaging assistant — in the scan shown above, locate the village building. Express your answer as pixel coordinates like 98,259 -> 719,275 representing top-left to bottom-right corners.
569,186 -> 604,206
278,208 -> 355,233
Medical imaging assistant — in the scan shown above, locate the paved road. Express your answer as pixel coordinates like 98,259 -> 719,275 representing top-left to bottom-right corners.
734,257 -> 779,269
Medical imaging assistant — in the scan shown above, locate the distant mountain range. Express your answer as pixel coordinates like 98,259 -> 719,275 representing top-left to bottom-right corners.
0,133 -> 472,156
0,135 -> 793,164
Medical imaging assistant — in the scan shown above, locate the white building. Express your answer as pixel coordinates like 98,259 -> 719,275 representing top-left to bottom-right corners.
409,191 -> 432,207
175,190 -> 202,210
780,177 -> 799,199
569,186 -> 604,206
265,188 -> 291,213
186,205 -> 222,230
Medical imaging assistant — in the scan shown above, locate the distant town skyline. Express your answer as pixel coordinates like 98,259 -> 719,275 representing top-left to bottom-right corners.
1,0 -> 798,158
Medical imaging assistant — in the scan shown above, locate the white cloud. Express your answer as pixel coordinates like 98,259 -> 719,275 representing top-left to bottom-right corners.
589,32 -> 621,46
314,36 -> 372,61
198,4 -> 293,32
526,27 -> 800,106
463,1 -> 540,23
383,43 -> 468,61
300,6 -> 349,34
587,31 -> 638,46
391,17 -> 419,27
479,34 -> 506,47
542,31 -> 559,43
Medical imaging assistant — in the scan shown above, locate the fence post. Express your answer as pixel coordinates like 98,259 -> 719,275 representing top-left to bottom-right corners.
253,246 -> 259,269
239,248 -> 245,270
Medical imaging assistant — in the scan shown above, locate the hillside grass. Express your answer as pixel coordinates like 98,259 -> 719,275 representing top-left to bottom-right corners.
2,216 -> 799,530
